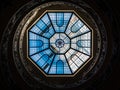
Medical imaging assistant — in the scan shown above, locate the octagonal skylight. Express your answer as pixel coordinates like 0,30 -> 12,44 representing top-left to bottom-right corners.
28,11 -> 92,76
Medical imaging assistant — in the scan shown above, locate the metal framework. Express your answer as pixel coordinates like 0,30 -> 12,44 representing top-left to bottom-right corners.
28,11 -> 92,75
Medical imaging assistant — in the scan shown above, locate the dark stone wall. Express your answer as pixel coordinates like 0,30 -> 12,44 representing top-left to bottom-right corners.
0,0 -> 120,90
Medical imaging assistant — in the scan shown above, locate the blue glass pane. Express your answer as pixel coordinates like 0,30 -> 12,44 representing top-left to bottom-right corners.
77,40 -> 90,47
57,60 -> 64,74
30,53 -> 41,62
71,20 -> 83,33
41,14 -> 50,25
37,54 -> 49,67
56,13 -> 64,27
36,20 -> 47,31
41,26 -> 55,38
29,40 -> 43,47
30,25 -> 41,34
29,48 -> 41,56
49,55 -> 61,74
29,32 -> 41,40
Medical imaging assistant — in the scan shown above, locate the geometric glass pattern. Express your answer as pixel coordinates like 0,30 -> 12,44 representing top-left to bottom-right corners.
28,12 -> 92,75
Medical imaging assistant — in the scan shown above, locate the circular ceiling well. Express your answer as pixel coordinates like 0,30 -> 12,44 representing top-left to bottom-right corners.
1,0 -> 110,89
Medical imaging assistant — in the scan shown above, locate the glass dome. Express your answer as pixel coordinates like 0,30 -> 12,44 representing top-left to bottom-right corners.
28,11 -> 92,76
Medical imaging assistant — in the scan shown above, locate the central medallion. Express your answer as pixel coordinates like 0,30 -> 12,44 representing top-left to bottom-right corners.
55,39 -> 65,48
50,33 -> 70,54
